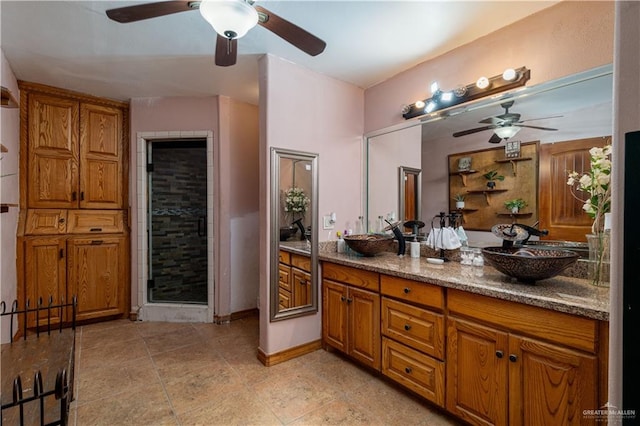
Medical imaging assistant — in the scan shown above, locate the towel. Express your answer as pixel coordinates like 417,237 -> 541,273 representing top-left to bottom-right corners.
426,227 -> 462,250
456,226 -> 468,245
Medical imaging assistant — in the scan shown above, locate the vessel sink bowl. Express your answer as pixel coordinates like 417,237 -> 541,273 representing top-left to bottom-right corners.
520,240 -> 589,259
344,234 -> 394,256
481,246 -> 579,283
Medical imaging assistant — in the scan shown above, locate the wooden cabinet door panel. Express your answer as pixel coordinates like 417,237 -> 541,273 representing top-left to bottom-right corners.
509,336 -> 597,426
28,94 -> 79,208
447,316 -> 509,426
322,280 -> 348,353
68,236 -> 124,321
79,103 -> 123,209
348,287 -> 380,369
292,267 -> 312,307
539,137 -> 610,242
24,237 -> 67,327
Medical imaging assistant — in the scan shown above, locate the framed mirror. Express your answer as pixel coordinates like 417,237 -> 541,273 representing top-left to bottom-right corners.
270,148 -> 319,321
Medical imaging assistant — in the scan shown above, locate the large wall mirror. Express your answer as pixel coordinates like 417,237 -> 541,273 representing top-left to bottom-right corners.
270,148 -> 319,321
366,64 -> 613,243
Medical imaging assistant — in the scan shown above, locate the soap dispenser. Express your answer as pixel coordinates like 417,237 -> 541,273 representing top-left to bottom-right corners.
410,236 -> 420,258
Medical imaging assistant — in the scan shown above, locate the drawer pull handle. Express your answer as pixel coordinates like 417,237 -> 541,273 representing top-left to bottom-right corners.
404,367 -> 412,374
509,354 -> 518,362
496,351 -> 503,359
90,228 -> 103,232
72,192 -> 77,201
300,279 -> 307,285
80,191 -> 85,201
403,287 -> 411,294
59,249 -> 64,259
404,324 -> 412,331
91,240 -> 104,245
59,218 -> 65,223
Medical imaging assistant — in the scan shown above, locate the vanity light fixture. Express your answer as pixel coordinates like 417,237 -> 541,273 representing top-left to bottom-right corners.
402,66 -> 531,120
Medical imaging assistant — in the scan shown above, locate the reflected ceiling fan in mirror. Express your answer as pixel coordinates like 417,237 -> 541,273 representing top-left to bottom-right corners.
452,100 -> 560,143
105,0 -> 326,67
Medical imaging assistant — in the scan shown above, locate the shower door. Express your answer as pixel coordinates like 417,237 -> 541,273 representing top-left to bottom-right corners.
147,140 -> 208,304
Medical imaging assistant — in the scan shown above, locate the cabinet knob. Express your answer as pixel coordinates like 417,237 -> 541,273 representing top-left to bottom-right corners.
403,287 -> 411,294
509,354 -> 518,362
496,350 -> 503,359
346,298 -> 353,303
340,296 -> 346,302
404,367 -> 412,374
404,324 -> 412,331
58,218 -> 65,223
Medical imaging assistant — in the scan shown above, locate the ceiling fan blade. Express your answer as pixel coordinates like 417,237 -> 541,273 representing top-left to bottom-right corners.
479,117 -> 506,125
452,125 -> 495,137
215,35 -> 237,67
106,1 -> 193,23
516,124 -> 558,131
518,115 -> 563,123
488,133 -> 503,144
254,5 -> 326,56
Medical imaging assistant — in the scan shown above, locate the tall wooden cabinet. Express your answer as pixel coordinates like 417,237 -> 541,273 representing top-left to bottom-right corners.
17,81 -> 129,327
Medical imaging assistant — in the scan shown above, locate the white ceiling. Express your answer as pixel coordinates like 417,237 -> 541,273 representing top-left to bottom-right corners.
1,1 -> 559,105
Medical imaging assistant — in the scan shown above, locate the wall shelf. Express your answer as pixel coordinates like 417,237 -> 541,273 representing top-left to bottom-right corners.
495,156 -> 533,176
467,189 -> 508,206
1,86 -> 18,108
449,169 -> 478,186
496,212 -> 533,218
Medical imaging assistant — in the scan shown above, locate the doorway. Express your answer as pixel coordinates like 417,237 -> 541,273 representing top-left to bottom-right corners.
147,139 -> 208,304
134,130 -> 216,322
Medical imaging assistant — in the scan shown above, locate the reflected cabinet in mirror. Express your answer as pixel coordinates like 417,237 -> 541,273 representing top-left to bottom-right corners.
270,148 -> 319,321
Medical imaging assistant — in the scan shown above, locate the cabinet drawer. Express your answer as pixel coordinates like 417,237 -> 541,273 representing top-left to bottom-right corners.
279,288 -> 292,310
291,253 -> 311,272
279,250 -> 291,264
382,337 -> 445,407
279,264 -> 292,291
380,275 -> 443,310
25,210 -> 67,235
66,210 -> 124,234
382,297 -> 444,359
322,262 -> 379,291
448,289 -> 598,353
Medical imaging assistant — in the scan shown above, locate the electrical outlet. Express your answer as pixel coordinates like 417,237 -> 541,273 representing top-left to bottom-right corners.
323,215 -> 334,230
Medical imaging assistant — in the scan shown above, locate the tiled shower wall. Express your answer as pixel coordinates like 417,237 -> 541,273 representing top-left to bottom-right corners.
150,142 -> 208,303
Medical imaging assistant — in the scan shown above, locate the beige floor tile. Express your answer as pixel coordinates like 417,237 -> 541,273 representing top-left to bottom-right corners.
75,381 -> 176,426
78,337 -> 150,371
177,389 -> 281,426
136,321 -> 196,338
74,355 -> 160,405
152,343 -> 223,377
301,354 -> 377,395
161,363 -> 245,415
144,326 -> 202,355
252,369 -> 342,424
289,399 -> 385,426
79,319 -> 142,349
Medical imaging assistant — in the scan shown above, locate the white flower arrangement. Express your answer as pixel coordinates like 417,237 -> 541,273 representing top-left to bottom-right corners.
283,187 -> 309,217
567,145 -> 612,234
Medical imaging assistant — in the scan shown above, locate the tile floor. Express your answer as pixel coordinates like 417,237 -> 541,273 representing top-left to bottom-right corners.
70,315 -> 462,425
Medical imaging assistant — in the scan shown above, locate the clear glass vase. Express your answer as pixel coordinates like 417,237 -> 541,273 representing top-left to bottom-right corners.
586,232 -> 610,286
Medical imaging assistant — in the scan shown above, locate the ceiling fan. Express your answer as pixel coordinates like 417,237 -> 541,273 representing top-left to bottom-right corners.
452,100 -> 560,144
105,0 -> 326,67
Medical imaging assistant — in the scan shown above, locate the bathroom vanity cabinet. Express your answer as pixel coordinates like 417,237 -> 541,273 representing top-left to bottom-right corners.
278,250 -> 312,310
320,257 -> 608,426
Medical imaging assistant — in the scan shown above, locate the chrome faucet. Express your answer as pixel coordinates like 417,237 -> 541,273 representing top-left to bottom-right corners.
511,222 -> 549,244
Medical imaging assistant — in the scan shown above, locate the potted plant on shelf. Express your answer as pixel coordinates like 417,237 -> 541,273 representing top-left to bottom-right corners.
483,169 -> 505,189
453,194 -> 466,209
504,198 -> 527,214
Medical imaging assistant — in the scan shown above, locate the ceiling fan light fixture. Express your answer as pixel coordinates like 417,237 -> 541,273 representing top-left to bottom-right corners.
200,0 -> 258,39
494,126 -> 521,139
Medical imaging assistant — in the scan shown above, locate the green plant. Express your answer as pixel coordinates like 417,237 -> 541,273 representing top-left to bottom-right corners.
482,170 -> 505,182
504,198 -> 527,211
453,193 -> 466,202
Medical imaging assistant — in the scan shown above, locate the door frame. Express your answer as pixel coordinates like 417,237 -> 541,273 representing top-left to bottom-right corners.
135,131 -> 215,322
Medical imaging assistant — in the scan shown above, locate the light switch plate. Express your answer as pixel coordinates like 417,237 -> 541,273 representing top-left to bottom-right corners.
323,215 -> 334,230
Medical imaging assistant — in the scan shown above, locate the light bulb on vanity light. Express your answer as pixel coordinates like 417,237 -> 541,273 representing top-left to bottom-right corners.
414,100 -> 426,109
502,68 -> 517,81
476,76 -> 490,89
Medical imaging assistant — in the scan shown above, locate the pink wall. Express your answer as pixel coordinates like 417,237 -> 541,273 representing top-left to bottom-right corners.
0,49 -> 20,343
259,54 -> 364,355
364,1 -> 614,133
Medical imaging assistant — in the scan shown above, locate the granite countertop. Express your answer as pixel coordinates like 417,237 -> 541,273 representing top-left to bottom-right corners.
318,250 -> 609,321
279,240 -> 311,256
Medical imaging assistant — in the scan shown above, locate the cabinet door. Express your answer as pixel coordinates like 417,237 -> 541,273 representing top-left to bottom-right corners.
348,287 -> 380,369
24,237 -> 67,327
322,280 -> 348,353
509,336 -> 597,426
79,103 -> 123,209
67,236 -> 125,321
27,94 -> 79,208
447,316 -> 509,426
292,267 -> 312,307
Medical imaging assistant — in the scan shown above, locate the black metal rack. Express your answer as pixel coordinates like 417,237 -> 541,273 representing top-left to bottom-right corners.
1,296 -> 77,426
